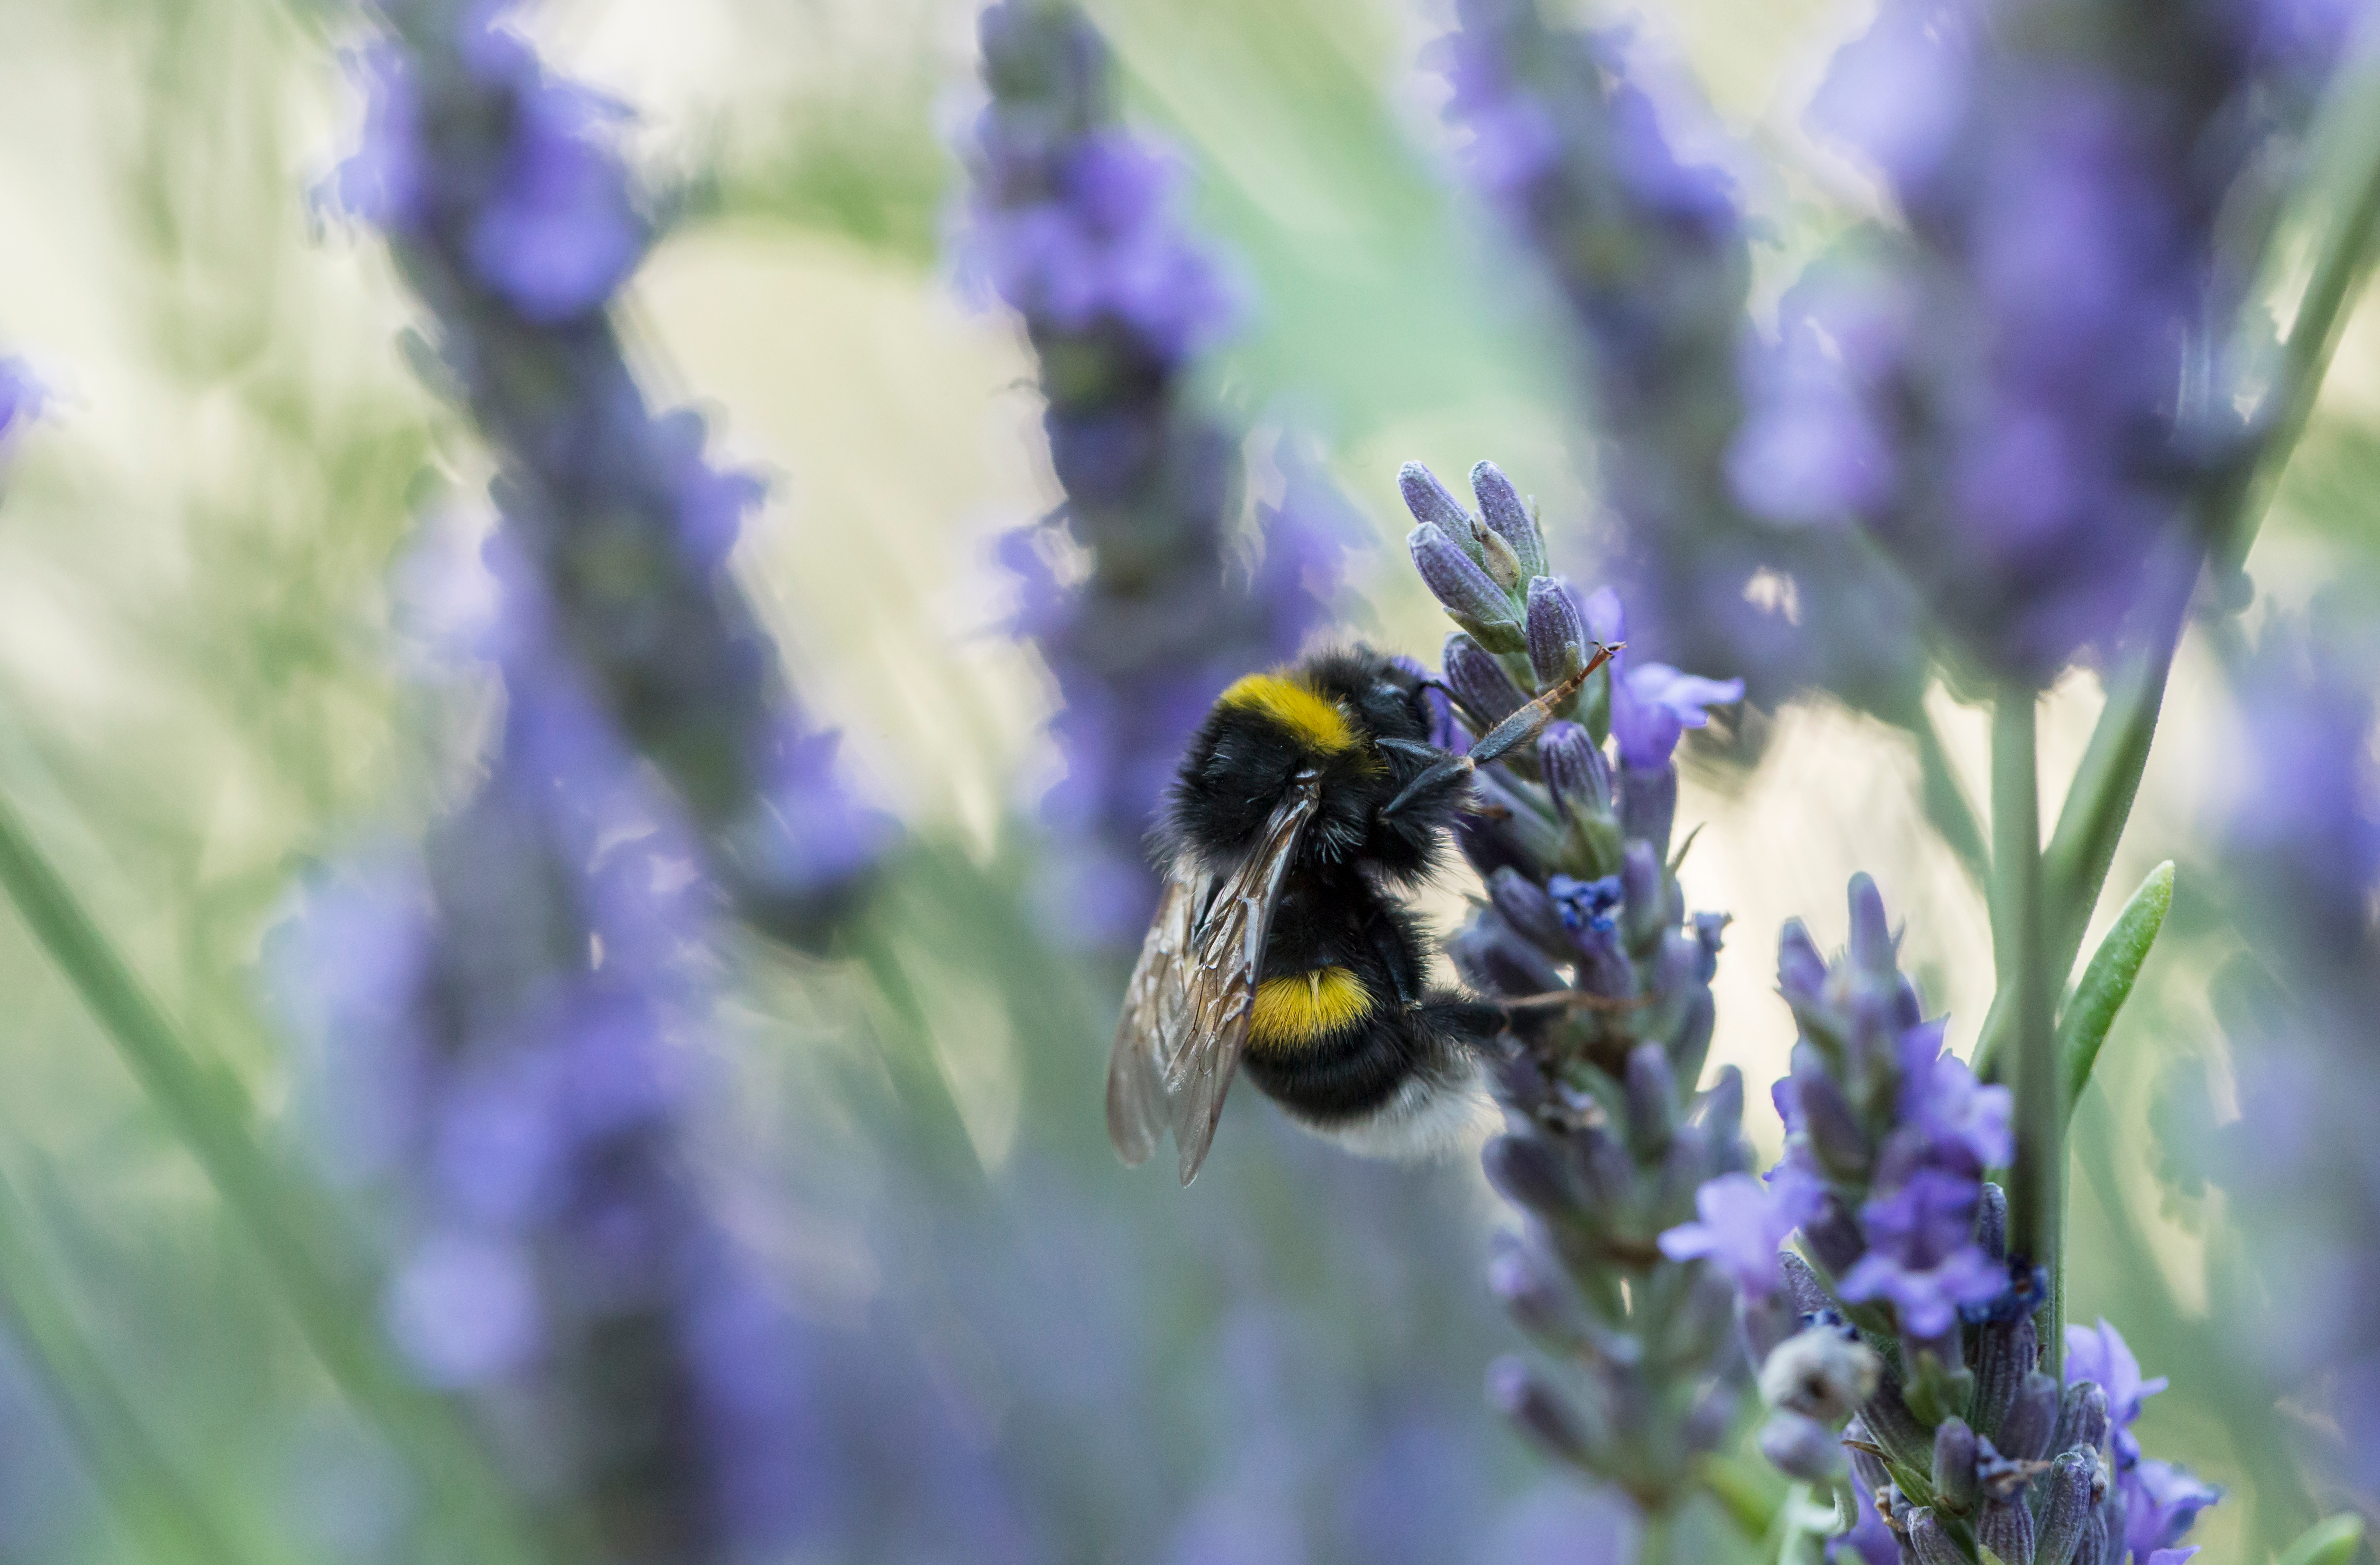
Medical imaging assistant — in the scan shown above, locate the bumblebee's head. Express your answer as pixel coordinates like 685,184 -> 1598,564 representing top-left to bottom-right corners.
1210,648 -> 1430,764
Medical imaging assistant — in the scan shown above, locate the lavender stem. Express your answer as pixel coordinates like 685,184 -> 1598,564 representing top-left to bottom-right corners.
1992,687 -> 2061,1383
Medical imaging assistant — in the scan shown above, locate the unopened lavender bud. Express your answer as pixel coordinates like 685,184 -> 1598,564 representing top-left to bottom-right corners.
1802,1190 -> 1867,1275
1760,1411 -> 1848,1483
1471,460 -> 1546,579
1487,1356 -> 1595,1468
1758,1324 -> 1882,1425
1932,1417 -> 1980,1515
1977,1495 -> 2038,1565
1487,868 -> 1568,953
1907,1507 -> 1962,1565
1625,1043 -> 1676,1155
1412,525 -> 1522,645
1483,1133 -> 1578,1215
1490,1236 -> 1573,1341
1743,1290 -> 1803,1364
1697,1064 -> 1744,1145
1978,1180 -> 2010,1261
1998,1371 -> 2060,1462
2054,1381 -> 2110,1458
1862,1370 -> 1934,1471
1493,1047 -> 1552,1110
1526,577 -> 1588,688
1793,1067 -> 1870,1181
1450,914 -> 1566,997
1620,840 -> 1665,940
1620,763 -> 1677,860
1444,634 -> 1525,727
2071,1512 -> 2109,1565
1779,1252 -> 1831,1319
2033,1451 -> 2096,1565
1399,460 -> 1475,547
1971,1314 -> 2039,1440
1683,1382 -> 1737,1456
1537,721 -> 1611,819
1778,918 -> 1828,1006
1848,872 -> 1895,973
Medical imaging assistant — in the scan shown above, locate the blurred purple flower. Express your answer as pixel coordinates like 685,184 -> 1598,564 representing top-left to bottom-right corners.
0,359 -> 43,450
2125,1459 -> 2223,1558
333,0 -> 883,945
1437,0 -> 1924,716
2066,1316 -> 2168,1467
967,128 -> 1241,366
1738,0 -> 2349,681
1657,1170 -> 1817,1298
962,0 -> 1353,938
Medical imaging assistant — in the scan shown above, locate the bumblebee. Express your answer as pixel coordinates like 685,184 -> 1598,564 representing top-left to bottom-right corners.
1107,644 -> 1611,1183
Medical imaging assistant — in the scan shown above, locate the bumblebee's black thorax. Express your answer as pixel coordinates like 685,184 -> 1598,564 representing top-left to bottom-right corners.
1165,649 -> 1447,884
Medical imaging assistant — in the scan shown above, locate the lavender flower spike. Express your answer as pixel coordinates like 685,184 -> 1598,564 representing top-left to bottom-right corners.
1740,0 -> 2359,680
1437,0 -> 1922,713
963,0 -> 1351,938
1400,459 -> 1748,1524
335,0 -> 884,945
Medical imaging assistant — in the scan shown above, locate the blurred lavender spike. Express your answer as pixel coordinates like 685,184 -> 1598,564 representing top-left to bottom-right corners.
334,0 -> 886,948
1437,0 -> 1925,718
2210,615 -> 2380,1506
961,0 -> 1355,941
1739,0 -> 2359,682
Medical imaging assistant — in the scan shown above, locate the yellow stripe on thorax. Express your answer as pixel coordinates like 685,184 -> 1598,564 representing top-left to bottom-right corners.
1218,671 -> 1359,755
1248,967 -> 1371,1052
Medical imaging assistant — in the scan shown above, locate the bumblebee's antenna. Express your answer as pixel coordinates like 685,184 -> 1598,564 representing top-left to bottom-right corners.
1384,643 -> 1620,817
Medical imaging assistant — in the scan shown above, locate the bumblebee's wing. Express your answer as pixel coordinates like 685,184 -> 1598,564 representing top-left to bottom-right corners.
1105,860 -> 1209,1168
1163,772 -> 1322,1185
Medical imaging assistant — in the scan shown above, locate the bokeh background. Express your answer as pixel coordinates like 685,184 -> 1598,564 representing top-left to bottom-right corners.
0,0 -> 2372,1559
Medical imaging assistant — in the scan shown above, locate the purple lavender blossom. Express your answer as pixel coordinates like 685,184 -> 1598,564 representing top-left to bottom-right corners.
1581,587 -> 1743,769
1762,878 -> 2013,1327
2066,1316 -> 2168,1468
963,0 -> 1351,937
2056,1320 -> 2219,1562
1657,1171 -> 1818,1299
2199,618 -> 2380,1506
335,0 -> 883,947
1838,1168 -> 2004,1336
1435,0 -> 1925,716
1733,0 -> 2352,681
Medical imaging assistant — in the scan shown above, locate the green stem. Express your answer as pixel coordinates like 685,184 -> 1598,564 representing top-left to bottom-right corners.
0,792 -> 544,1565
1991,689 -> 2062,1381
0,1174 -> 245,1565
1913,710 -> 1989,896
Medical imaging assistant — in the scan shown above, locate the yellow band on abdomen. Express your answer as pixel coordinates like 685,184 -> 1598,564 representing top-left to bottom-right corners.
1248,967 -> 1371,1051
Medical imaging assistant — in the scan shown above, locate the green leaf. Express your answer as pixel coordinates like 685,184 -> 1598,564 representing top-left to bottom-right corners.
2057,861 -> 2174,1120
2277,1513 -> 2368,1565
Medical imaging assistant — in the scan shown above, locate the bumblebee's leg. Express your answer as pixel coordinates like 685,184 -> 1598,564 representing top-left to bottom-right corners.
1416,993 -> 1507,1049
1363,900 -> 1426,1008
